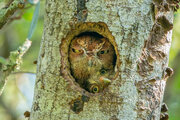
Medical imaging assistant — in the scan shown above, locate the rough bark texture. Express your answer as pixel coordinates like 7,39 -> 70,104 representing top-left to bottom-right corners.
30,0 -> 174,120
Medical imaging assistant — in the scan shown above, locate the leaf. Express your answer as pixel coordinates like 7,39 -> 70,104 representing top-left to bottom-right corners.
9,51 -> 19,63
0,56 -> 8,65
22,8 -> 34,21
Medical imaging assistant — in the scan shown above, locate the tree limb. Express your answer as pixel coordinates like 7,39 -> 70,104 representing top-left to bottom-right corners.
0,39 -> 32,95
0,0 -> 25,29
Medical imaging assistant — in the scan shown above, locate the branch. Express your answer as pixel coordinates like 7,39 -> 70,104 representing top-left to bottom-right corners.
0,39 -> 32,95
0,0 -> 25,29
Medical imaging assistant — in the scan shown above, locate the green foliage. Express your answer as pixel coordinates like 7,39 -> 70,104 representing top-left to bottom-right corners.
22,7 -> 34,21
174,69 -> 180,91
0,56 -> 8,65
169,14 -> 180,66
9,51 -> 18,64
167,8 -> 180,120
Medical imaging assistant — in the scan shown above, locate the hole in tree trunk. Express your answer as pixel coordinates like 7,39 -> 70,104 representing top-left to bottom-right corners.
60,22 -> 120,95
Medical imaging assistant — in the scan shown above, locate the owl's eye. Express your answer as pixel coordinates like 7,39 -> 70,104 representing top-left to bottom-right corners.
100,50 -> 105,54
72,48 -> 83,53
99,50 -> 109,54
93,86 -> 99,93
90,85 -> 99,93
100,69 -> 106,74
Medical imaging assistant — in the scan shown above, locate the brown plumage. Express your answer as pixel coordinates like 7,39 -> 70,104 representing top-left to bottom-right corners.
69,34 -> 116,92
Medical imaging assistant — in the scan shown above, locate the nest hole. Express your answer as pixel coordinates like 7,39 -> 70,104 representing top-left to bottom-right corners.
60,22 -> 120,95
76,32 -> 104,38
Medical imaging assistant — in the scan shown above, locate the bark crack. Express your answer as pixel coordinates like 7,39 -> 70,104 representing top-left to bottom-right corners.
76,0 -> 88,22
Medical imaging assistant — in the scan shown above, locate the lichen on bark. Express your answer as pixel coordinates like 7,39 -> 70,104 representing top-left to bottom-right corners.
30,0 -> 174,119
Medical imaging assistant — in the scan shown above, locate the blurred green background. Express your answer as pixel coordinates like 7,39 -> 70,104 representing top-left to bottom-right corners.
0,1 -> 180,120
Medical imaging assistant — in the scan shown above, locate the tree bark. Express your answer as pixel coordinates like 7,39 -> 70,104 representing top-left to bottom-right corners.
30,0 -> 174,119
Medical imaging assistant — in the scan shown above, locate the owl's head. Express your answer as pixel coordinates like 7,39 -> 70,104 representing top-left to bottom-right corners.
68,33 -> 116,93
69,34 -> 115,67
85,74 -> 112,93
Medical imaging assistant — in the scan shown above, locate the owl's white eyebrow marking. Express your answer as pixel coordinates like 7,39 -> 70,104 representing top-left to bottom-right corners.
81,47 -> 87,56
94,41 -> 105,53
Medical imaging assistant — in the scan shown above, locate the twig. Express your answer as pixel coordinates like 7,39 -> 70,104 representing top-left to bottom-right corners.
7,5 -> 33,24
0,0 -> 25,29
0,39 -> 32,95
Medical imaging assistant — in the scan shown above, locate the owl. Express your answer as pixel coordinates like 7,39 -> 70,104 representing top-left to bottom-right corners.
85,70 -> 114,93
69,34 -> 116,92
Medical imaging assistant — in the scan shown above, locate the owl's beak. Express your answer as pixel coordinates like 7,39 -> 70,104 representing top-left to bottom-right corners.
87,52 -> 95,67
87,55 -> 93,67
99,77 -> 111,84
88,59 -> 93,67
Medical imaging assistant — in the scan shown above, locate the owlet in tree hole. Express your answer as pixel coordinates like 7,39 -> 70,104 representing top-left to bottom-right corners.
69,33 -> 116,93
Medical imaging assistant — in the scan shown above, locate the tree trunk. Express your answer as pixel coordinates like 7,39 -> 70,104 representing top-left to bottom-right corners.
30,0 -> 174,119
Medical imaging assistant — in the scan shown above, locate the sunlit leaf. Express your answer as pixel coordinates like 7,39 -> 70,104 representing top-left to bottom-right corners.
22,8 -> 34,21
